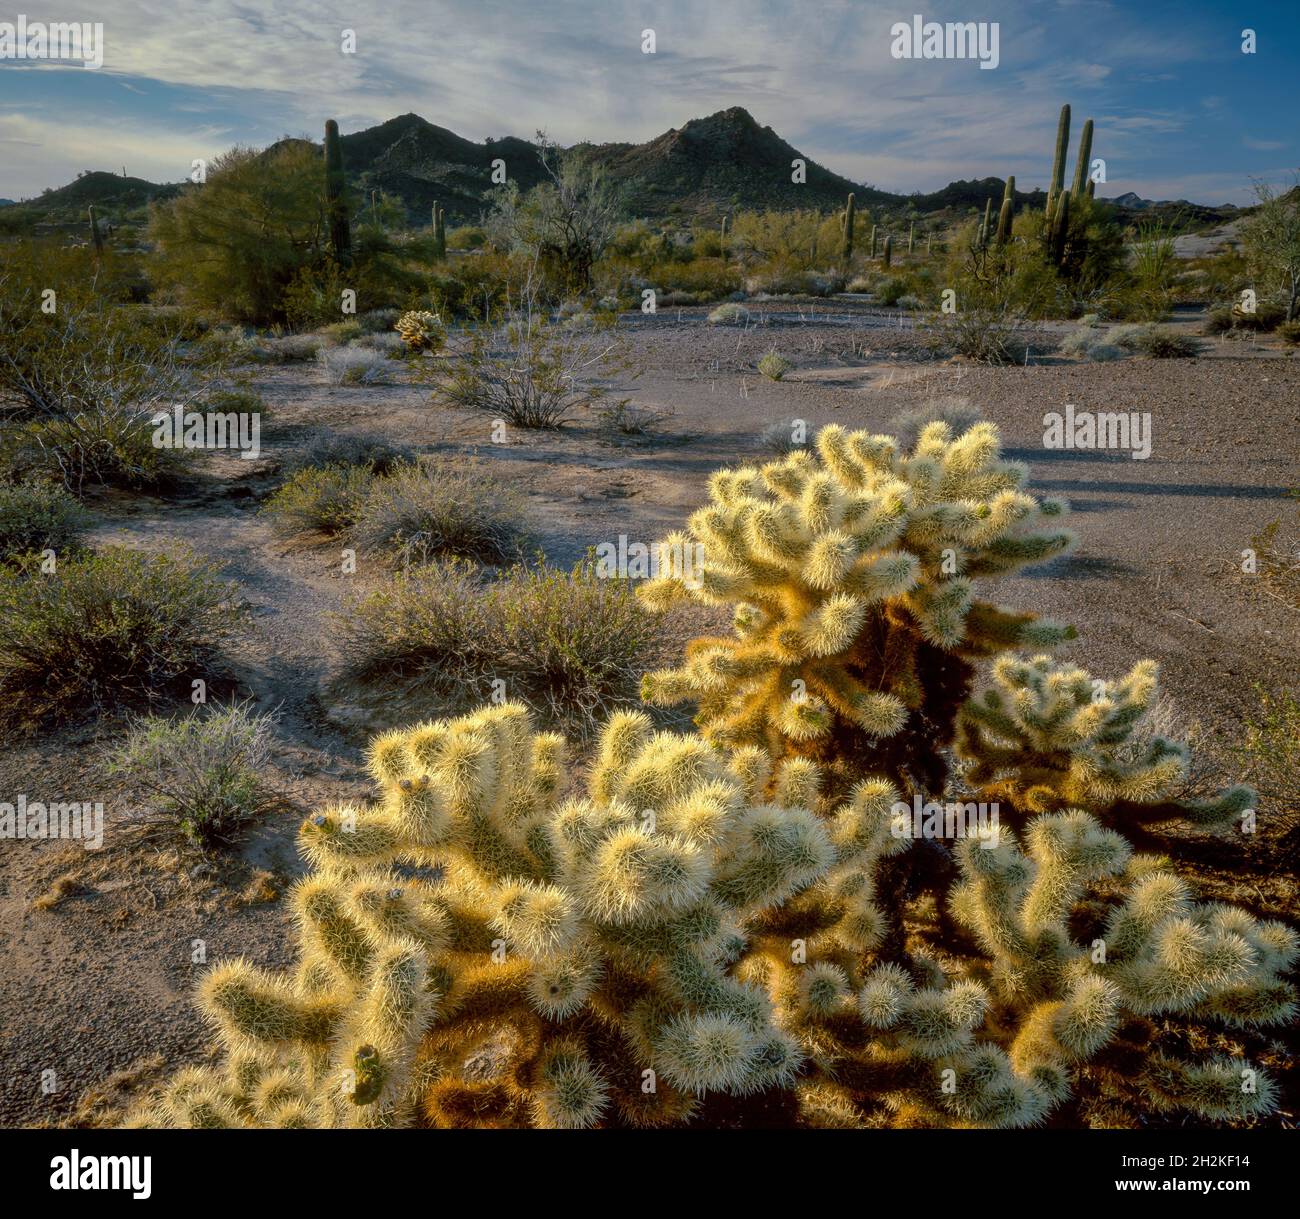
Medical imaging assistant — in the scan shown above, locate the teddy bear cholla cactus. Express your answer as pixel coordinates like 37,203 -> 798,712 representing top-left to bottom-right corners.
638,417 -> 1076,790
948,811 -> 1295,1124
395,309 -> 445,353
955,654 -> 1255,831
132,703 -> 849,1129
754,794 -> 1293,1128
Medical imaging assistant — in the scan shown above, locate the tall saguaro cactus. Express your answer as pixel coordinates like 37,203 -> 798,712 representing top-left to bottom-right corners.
433,202 -> 447,259
842,192 -> 856,263
870,224 -> 878,259
996,176 -> 1015,247
720,214 -> 729,261
907,220 -> 915,254
324,119 -> 353,268
882,234 -> 892,268
1071,118 -> 1094,199
87,204 -> 104,257
1046,103 -> 1071,221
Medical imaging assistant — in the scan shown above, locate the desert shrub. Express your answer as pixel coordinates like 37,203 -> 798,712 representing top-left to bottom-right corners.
317,346 -> 399,386
873,275 -> 910,306
0,547 -> 242,726
0,482 -> 89,563
885,397 -> 983,452
595,400 -> 673,437
1114,325 -> 1202,358
758,349 -> 793,380
1229,684 -> 1300,863
339,558 -> 654,735
1240,174 -> 1300,324
282,430 -> 415,476
349,460 -> 526,566
349,332 -> 406,356
429,278 -> 635,428
1278,319 -> 1300,345
247,333 -> 321,363
708,302 -> 750,325
262,464 -> 376,537
427,251 -> 512,320
1059,326 -> 1123,361
758,416 -> 816,455
924,292 -> 1036,364
205,388 -> 266,416
1203,306 -> 1236,335
358,308 -> 402,335
108,702 -> 280,847
648,256 -> 742,302
0,407 -> 193,493
318,319 -> 365,346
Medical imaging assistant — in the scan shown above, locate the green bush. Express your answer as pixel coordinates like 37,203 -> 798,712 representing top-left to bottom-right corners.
0,483 -> 89,563
0,547 -> 243,726
758,350 -> 793,380
109,702 -> 280,848
350,459 -> 526,566
1113,324 -> 1202,358
1278,319 -> 1300,346
261,464 -> 376,537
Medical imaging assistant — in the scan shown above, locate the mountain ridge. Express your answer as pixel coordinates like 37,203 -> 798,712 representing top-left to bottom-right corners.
8,108 -> 1239,228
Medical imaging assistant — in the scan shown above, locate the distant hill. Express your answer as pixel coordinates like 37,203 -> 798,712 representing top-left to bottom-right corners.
3,171 -> 181,227
11,109 -> 1243,232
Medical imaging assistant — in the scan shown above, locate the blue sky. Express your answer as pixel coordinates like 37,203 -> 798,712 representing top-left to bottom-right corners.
1,0 -> 1296,204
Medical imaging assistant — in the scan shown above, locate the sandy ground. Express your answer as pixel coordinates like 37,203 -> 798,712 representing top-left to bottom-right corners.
1,299 -> 1296,1126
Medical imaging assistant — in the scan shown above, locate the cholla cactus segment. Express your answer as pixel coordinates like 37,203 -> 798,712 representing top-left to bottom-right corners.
639,415 -> 1075,779
956,655 -> 1256,830
947,811 -> 1293,1122
134,703 -> 855,1129
395,309 -> 446,354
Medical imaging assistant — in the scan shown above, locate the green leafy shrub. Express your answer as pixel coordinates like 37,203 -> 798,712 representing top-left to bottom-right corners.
0,547 -> 243,726
350,460 -> 526,566
109,702 -> 280,847
1113,324 -> 1202,358
262,465 -> 376,537
0,482 -> 89,564
1275,319 -> 1300,345
758,350 -> 793,381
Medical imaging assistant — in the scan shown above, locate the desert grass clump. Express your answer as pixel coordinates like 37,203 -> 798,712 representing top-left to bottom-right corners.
262,464 -> 376,537
758,350 -> 793,381
0,482 -> 89,564
708,302 -> 750,325
109,702 -> 280,848
1111,324 -> 1202,359
339,559 -> 656,737
886,397 -> 983,454
0,547 -> 243,726
282,430 -> 415,476
248,334 -> 321,363
350,460 -> 526,567
318,346 -> 400,387
1059,326 -> 1123,361
758,417 -> 816,455
595,401 -> 673,438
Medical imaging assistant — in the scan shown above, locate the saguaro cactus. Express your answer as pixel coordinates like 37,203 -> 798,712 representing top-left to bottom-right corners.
1046,103 -> 1070,221
870,224 -> 878,258
87,204 -> 104,257
1071,119 -> 1094,199
842,193 -> 856,263
720,214 -> 729,261
980,198 -> 993,248
883,234 -> 892,268
432,202 -> 447,259
995,176 -> 1015,246
324,119 -> 352,268
908,221 -> 915,254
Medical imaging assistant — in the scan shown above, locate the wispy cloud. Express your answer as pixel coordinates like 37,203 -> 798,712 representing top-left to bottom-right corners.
2,0 -> 1295,202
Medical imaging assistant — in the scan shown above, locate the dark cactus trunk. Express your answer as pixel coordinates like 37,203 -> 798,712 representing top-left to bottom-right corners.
324,119 -> 352,268
1071,119 -> 1094,199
